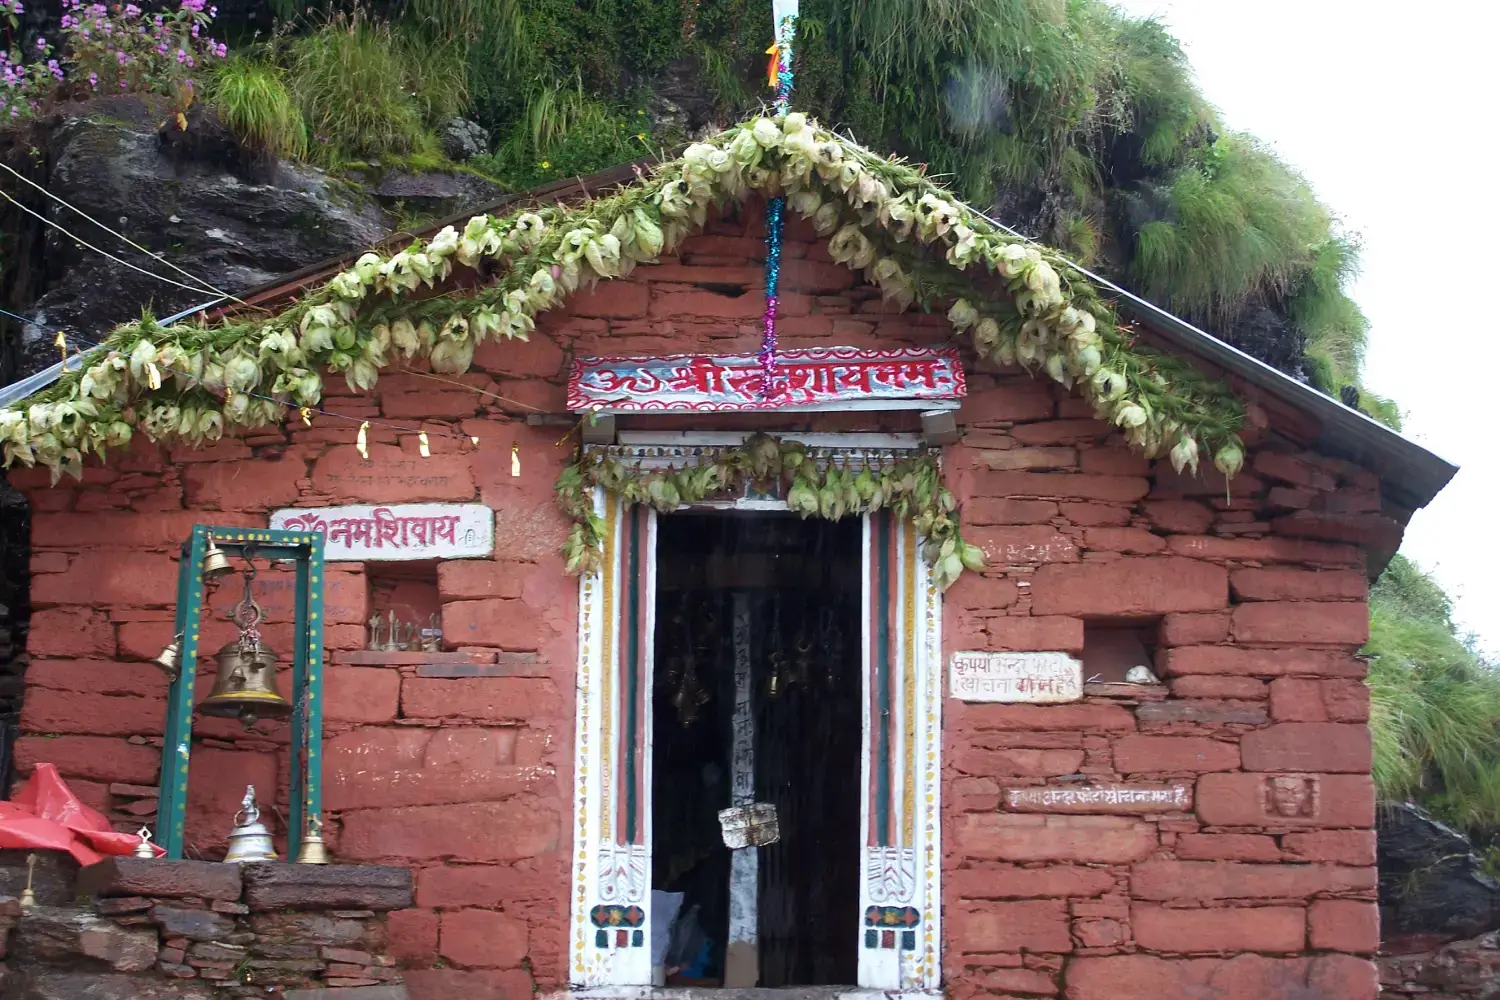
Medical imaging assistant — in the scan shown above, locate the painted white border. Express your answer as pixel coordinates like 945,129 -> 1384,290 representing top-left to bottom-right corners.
569,437 -> 943,991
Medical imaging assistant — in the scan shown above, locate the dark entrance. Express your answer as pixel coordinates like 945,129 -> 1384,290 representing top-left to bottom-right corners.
651,513 -> 862,987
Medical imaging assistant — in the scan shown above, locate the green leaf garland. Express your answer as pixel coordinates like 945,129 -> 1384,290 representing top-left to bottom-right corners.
556,433 -> 984,589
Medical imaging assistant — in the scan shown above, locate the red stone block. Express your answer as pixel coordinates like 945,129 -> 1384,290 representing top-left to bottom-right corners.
1029,558 -> 1228,616
24,660 -> 169,699
953,864 -> 1116,899
950,702 -> 1136,733
985,616 -> 1085,654
1132,904 -> 1305,954
570,280 -> 648,318
1241,723 -> 1371,773
471,334 -> 565,377
21,688 -> 164,737
1143,501 -> 1215,535
970,966 -> 1057,994
1084,527 -> 1165,554
14,735 -> 160,785
1322,680 -> 1370,722
338,801 -> 560,863
1161,646 -> 1365,678
1068,954 -> 1376,1000
184,748 -> 280,856
1309,899 -> 1378,953
1230,568 -> 1368,602
32,511 -> 261,551
324,728 -> 542,812
1195,772 -> 1374,829
1267,678 -> 1326,722
440,909 -> 528,969
402,677 -> 561,723
1253,451 -> 1338,491
324,667 -> 401,725
1011,419 -> 1111,445
959,899 -> 1072,953
386,907 -> 439,963
955,747 -> 1084,777
1175,834 -> 1281,862
957,813 -> 1156,863
965,498 -> 1060,525
27,608 -> 114,658
30,552 -> 68,574
1165,535 -> 1363,568
942,574 -> 1019,612
381,390 -> 482,420
1160,613 -> 1231,647
312,445 -> 476,503
1169,676 -> 1267,700
969,526 -> 1079,564
1231,602 -> 1370,646
958,382 -> 1057,424
973,446 -> 1078,472
1280,830 -> 1376,866
1151,464 -> 1265,498
1130,860 -> 1376,901
977,472 -> 1149,503
1058,502 -> 1130,526
416,860 -> 560,910
1113,736 -> 1239,775
1079,447 -> 1150,476
403,968 -> 534,1000
437,561 -> 526,601
182,454 -> 307,511
441,599 -> 557,651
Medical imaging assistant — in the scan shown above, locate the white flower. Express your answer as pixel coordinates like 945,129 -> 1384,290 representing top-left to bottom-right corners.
782,111 -> 808,133
946,299 -> 979,330
427,226 -> 460,258
1214,441 -> 1245,478
1114,403 -> 1148,428
1169,434 -> 1200,474
751,117 -> 782,148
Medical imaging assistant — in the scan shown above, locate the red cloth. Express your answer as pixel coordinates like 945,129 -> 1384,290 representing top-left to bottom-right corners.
0,764 -> 162,865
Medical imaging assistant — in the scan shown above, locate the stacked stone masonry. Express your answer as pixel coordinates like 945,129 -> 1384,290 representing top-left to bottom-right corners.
0,855 -> 409,998
5,199 -> 1396,999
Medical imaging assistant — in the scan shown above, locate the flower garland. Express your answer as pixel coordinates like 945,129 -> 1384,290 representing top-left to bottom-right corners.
0,111 -> 1246,498
555,433 -> 983,589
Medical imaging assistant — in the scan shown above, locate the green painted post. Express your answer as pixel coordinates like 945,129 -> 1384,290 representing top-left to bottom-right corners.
156,526 -> 209,859
154,526 -> 328,861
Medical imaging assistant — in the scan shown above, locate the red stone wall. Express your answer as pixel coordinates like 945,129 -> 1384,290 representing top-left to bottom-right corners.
7,200 -> 1386,998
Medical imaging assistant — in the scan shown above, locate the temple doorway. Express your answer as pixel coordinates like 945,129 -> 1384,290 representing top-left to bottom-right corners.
650,512 -> 863,988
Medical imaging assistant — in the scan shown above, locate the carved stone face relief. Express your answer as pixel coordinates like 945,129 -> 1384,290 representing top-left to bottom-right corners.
1265,775 -> 1319,818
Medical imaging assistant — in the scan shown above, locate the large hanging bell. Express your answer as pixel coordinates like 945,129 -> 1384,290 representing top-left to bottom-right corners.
223,785 -> 278,864
197,638 -> 293,728
202,537 -> 234,578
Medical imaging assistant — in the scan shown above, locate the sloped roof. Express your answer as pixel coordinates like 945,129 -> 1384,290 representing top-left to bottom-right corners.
0,124 -> 1455,517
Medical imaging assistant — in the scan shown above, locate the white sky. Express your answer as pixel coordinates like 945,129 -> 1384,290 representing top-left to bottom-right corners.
1112,0 -> 1497,653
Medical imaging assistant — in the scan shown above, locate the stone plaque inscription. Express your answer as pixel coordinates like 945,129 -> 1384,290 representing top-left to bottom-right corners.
1004,784 -> 1193,814
270,503 -> 494,561
949,651 -> 1083,703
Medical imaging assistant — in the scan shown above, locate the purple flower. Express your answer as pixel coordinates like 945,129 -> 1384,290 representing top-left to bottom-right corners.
60,14 -> 73,28
214,41 -> 226,57
117,50 -> 128,64
175,48 -> 186,63
191,23 -> 199,37
156,42 -> 168,55
88,72 -> 98,88
124,3 -> 140,15
185,55 -> 194,67
34,37 -> 45,50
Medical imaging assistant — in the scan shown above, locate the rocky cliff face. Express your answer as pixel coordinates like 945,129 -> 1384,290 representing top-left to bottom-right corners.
0,95 -> 505,384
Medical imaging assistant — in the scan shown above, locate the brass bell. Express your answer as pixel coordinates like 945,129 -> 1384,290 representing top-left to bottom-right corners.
152,637 -> 181,679
295,815 -> 330,865
223,785 -> 277,863
202,536 -> 234,578
198,638 -> 293,729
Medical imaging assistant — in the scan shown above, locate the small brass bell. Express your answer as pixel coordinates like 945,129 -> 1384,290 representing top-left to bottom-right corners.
152,637 -> 181,679
223,785 -> 277,863
202,536 -> 234,578
295,815 -> 330,865
133,826 -> 157,859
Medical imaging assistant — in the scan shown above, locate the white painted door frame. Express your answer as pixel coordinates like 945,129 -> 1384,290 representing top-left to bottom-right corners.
567,433 -> 942,992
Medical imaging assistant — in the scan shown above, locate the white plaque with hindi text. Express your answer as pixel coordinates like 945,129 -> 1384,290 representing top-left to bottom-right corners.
270,503 -> 493,561
949,651 -> 1083,703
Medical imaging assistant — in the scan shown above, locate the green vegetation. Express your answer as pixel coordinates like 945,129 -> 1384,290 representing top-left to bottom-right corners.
1368,556 -> 1500,841
209,58 -> 306,161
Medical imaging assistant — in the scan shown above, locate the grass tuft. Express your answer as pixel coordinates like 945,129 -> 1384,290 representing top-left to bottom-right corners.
210,57 -> 307,161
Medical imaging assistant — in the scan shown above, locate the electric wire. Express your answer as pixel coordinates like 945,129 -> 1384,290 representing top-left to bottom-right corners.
0,160 -> 230,300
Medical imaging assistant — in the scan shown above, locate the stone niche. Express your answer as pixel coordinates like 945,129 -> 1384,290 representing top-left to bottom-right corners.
0,856 -> 412,999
